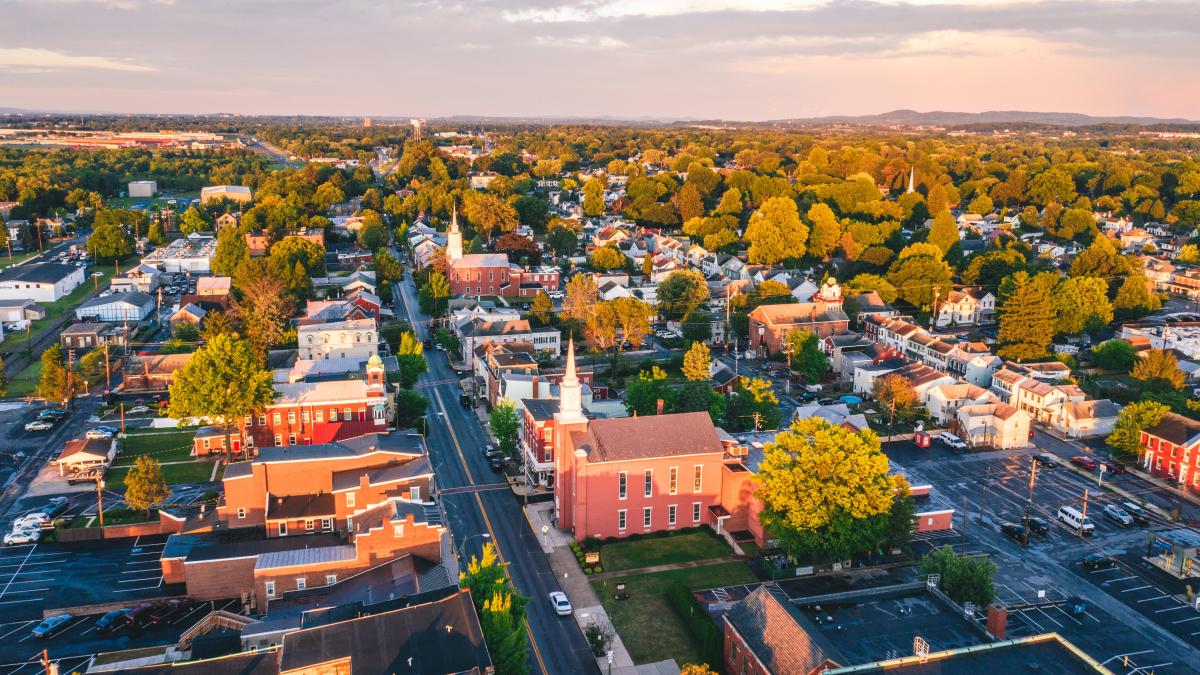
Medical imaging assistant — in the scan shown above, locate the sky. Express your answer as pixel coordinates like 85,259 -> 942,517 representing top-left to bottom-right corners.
0,0 -> 1198,120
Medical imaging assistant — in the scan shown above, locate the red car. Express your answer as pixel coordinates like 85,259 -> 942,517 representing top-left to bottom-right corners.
1071,456 -> 1098,470
1104,461 -> 1127,474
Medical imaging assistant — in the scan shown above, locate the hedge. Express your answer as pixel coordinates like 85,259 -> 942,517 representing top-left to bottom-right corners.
664,583 -> 722,669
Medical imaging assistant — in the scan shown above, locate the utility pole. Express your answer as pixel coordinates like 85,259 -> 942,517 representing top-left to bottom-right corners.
119,402 -> 126,434
96,479 -> 106,529
66,348 -> 74,410
103,343 -> 111,390
783,337 -> 793,395
977,466 -> 991,524
1023,458 -> 1038,548
1081,489 -> 1089,532
929,285 -> 940,329
961,496 -> 969,554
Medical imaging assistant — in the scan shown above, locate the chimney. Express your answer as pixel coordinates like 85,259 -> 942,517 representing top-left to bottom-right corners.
656,399 -> 664,415
532,375 -> 539,399
986,605 -> 1008,640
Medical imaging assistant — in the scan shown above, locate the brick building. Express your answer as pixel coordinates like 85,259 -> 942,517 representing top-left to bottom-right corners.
445,209 -> 559,298
164,431 -> 444,607
1141,412 -> 1200,492
747,279 -> 849,357
192,355 -> 392,457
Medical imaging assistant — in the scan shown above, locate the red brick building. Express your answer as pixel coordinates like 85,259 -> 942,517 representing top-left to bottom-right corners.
192,355 -> 392,457
163,431 -> 444,608
747,280 -> 849,357
448,253 -> 559,298
1140,412 -> 1200,492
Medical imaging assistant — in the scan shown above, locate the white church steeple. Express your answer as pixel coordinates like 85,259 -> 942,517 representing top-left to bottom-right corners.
556,337 -> 585,423
447,202 -> 463,261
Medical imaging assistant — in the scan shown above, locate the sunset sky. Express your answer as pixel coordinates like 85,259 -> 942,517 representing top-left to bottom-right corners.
1,0 -> 1197,120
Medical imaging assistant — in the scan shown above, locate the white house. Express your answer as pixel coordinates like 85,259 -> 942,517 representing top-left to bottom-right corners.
934,289 -> 995,327
75,292 -> 155,322
0,263 -> 85,303
926,383 -> 997,424
109,264 -> 162,295
955,403 -> 1031,449
1061,399 -> 1122,439
297,318 -> 379,361
56,438 -> 116,475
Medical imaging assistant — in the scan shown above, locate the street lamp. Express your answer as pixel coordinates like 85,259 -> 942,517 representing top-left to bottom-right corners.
458,532 -> 491,562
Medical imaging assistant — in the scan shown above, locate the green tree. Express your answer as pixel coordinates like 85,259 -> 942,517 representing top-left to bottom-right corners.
545,226 -> 578,257
1092,339 -> 1137,372
212,226 -> 249,277
1176,244 -> 1200,264
37,344 -> 72,404
561,274 -> 598,326
146,220 -> 165,246
435,327 -> 461,354
1113,274 -> 1161,319
490,398 -> 520,457
1053,276 -> 1112,336
1055,208 -> 1096,240
656,269 -> 708,319
179,206 -> 210,236
784,330 -> 828,384
845,273 -> 898,304
1131,349 -> 1185,392
357,218 -> 389,251
86,220 -> 135,263
744,197 -> 808,264
756,418 -> 907,561
725,377 -> 781,431
1028,169 -> 1077,205
313,182 -> 345,211
676,183 -> 703,222
967,194 -> 993,215
590,245 -> 625,271
0,353 -> 6,397
395,332 -> 428,388
1069,236 -> 1132,278
419,272 -> 451,316
673,380 -> 726,426
167,334 -> 276,462
124,455 -> 170,513
463,191 -> 519,243
927,209 -> 960,255
919,546 -> 996,608
805,203 -> 841,260
395,389 -> 430,428
625,366 -> 672,416
1107,401 -> 1169,458
459,544 -> 529,675
874,373 -> 918,426
682,342 -> 712,381
582,177 -> 606,217
997,271 -> 1056,361
681,310 -> 711,343
886,245 -> 954,309
713,187 -> 743,216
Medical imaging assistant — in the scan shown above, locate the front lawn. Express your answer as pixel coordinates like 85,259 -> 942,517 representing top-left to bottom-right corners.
598,530 -> 732,573
104,458 -> 219,492
118,430 -> 197,463
5,360 -> 41,398
592,562 -> 756,666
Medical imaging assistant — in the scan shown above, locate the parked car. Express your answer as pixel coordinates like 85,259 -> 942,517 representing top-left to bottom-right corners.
148,598 -> 192,626
3,529 -> 40,545
1082,553 -> 1117,571
24,420 -> 53,432
1103,460 -> 1126,474
124,603 -> 156,628
1121,502 -> 1151,525
85,428 -> 115,440
44,497 -> 69,519
32,614 -> 72,638
1102,504 -> 1134,527
94,609 -> 131,633
1070,455 -> 1098,470
14,512 -> 49,529
936,432 -> 968,450
1063,597 -> 1088,616
127,405 -> 151,415
1027,516 -> 1050,536
488,456 -> 506,472
548,591 -> 573,616
37,409 -> 67,421
68,468 -> 103,485
1033,453 -> 1056,468
1000,522 -> 1026,542
93,425 -> 118,436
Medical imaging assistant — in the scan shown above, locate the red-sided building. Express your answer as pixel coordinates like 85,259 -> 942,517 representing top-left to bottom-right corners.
1140,412 -> 1200,492
448,254 -> 559,298
193,355 -> 392,458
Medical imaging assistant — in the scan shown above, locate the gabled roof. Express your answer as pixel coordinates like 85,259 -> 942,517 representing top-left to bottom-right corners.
0,263 -> 78,285
583,412 -> 722,463
1145,412 -> 1200,448
725,586 -> 842,675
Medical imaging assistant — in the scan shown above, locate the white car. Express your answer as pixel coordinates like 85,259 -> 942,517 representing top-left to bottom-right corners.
936,432 -> 968,450
548,591 -> 573,616
4,529 -> 40,546
127,405 -> 151,415
14,512 -> 49,530
24,421 -> 53,432
85,429 -> 115,440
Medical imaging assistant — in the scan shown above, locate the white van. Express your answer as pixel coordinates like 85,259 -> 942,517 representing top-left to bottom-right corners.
1058,505 -> 1094,535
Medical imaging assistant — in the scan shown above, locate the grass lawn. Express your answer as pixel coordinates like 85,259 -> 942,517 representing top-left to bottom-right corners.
104,458 -> 218,492
117,430 -> 197,463
0,250 -> 41,268
592,562 -> 757,666
599,530 -> 732,573
6,360 -> 41,398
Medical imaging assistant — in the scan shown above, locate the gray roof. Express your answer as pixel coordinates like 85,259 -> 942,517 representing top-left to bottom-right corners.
251,433 -> 425,465
725,586 -> 843,674
77,291 -> 153,310
0,263 -> 78,284
331,456 -> 432,492
256,544 -> 357,570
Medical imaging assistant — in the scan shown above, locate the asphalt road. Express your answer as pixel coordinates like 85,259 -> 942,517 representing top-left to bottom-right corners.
396,275 -> 598,675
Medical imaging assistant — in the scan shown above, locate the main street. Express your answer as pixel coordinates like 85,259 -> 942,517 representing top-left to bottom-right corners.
396,274 -> 598,675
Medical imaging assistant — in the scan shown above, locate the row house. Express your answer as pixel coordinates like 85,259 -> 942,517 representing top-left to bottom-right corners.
990,364 -> 1121,438
1140,412 -> 1200,493
953,402 -> 1031,449
192,356 -> 392,457
862,313 -> 1000,387
926,383 -> 996,424
457,317 -> 561,368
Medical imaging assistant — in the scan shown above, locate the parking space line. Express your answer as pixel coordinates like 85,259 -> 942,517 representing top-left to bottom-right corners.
1154,605 -> 1189,613
1120,585 -> 1152,593
115,585 -> 160,592
1172,615 -> 1200,624
1101,650 -> 1153,665
0,598 -> 38,606
1135,594 -> 1171,603
119,575 -> 161,584
0,621 -> 34,641
1101,575 -> 1138,585
0,545 -> 36,600
1034,607 -> 1063,628
1049,604 -> 1083,625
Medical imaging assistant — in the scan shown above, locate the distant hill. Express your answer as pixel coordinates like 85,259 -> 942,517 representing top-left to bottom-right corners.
767,109 -> 1197,127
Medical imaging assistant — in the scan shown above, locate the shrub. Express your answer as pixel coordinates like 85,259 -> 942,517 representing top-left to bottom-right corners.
583,622 -> 611,657
584,568 -> 593,575
665,584 -> 721,669
593,566 -> 603,574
